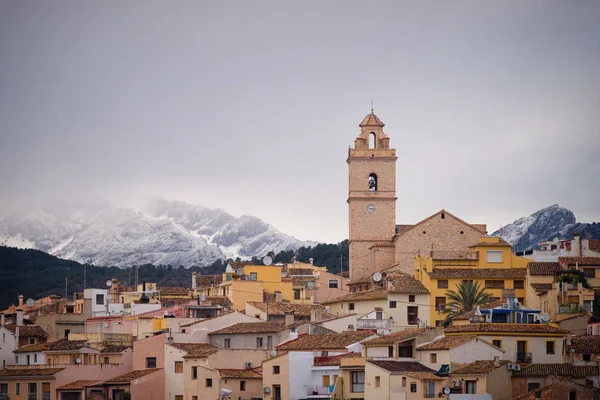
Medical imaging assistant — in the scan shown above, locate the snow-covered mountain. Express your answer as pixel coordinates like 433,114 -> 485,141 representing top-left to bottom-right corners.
0,198 -> 315,267
492,204 -> 600,252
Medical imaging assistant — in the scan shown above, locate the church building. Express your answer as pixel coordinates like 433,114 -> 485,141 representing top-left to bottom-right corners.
347,109 -> 488,282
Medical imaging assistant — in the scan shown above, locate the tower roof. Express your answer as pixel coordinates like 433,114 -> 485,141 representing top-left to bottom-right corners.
359,109 -> 385,127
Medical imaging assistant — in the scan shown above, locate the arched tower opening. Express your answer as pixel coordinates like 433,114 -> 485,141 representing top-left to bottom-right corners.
368,173 -> 378,191
369,132 -> 376,149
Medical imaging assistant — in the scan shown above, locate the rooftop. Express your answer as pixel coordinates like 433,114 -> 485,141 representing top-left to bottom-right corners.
565,336 -> 600,354
217,368 -> 262,379
528,262 -> 563,276
429,268 -> 526,280
512,363 -> 599,378
4,324 -> 48,339
530,283 -> 553,292
387,274 -> 429,294
57,380 -> 102,390
169,342 -> 220,358
321,289 -> 389,305
559,257 -> 600,267
208,322 -> 287,335
444,323 -> 567,335
313,352 -> 362,366
451,360 -> 510,375
45,338 -> 89,352
417,335 -> 479,351
454,299 -> 507,321
363,328 -> 426,346
276,331 -> 374,351
246,301 -> 323,317
102,369 -> 162,384
359,110 -> 385,127
0,368 -> 65,377
367,360 -> 436,374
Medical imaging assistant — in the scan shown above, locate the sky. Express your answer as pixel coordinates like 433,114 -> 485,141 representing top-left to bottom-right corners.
1,1 -> 599,244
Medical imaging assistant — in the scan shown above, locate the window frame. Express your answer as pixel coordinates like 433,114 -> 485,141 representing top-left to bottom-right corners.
546,340 -> 555,355
389,300 -> 397,308
146,357 -> 157,369
205,378 -> 212,387
192,366 -> 198,380
486,250 -> 503,263
349,303 -> 355,311
257,337 -> 264,348
437,280 -> 448,289
96,294 -> 104,305
224,338 -> 231,348
273,365 -> 280,374
408,295 -> 415,303
240,381 -> 246,391
175,361 -> 183,373
328,280 -> 339,289
249,272 -> 257,281
351,371 -> 365,393
407,306 -> 419,325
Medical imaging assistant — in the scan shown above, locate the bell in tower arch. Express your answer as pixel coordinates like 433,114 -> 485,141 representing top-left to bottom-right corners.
368,173 -> 378,191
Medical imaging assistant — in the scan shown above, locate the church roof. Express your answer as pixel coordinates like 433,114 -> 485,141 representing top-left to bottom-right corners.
359,110 -> 385,127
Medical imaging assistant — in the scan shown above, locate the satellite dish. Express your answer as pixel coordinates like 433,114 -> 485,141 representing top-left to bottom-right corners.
443,387 -> 451,395
75,358 -> 82,364
541,313 -> 550,322
25,298 -> 35,308
281,270 -> 288,278
103,322 -> 109,328
200,295 -> 206,302
263,256 -> 273,266
270,349 -> 277,357
372,272 -> 382,282
105,280 -> 112,287
221,389 -> 233,396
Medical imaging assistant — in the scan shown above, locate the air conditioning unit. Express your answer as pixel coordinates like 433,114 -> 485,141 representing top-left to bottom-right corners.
263,387 -> 271,394
507,363 -> 515,370
514,302 -> 521,309
245,362 -> 253,369
513,365 -> 522,372
502,303 -> 509,309
452,379 -> 462,387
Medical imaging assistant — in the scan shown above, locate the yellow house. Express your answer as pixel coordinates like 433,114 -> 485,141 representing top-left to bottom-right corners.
415,236 -> 529,326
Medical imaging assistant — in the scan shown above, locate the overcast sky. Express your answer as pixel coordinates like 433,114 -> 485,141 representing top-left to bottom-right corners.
1,1 -> 599,243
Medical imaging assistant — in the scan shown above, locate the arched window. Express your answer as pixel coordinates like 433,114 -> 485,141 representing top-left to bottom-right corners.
368,173 -> 377,191
441,212 -> 445,219
369,132 -> 376,149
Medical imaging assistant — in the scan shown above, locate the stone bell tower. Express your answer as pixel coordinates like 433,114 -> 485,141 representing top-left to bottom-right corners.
347,109 -> 397,281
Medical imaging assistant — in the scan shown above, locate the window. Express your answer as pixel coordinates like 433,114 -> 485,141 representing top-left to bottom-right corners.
34,354 -> 38,363
389,300 -> 397,308
492,340 -> 502,349
42,383 -> 50,400
546,341 -> 555,354
175,396 -> 183,400
29,338 -> 36,345
569,390 -> 577,400
485,280 -> 505,289
437,280 -> 448,289
375,376 -> 380,387
329,280 -> 339,289
224,338 -> 231,348
28,383 -> 37,400
257,337 -> 264,348
398,345 -> 413,358
205,378 -> 212,387
273,365 -> 280,374
250,272 -> 257,281
514,280 -> 525,289
175,361 -> 183,373
294,290 -> 301,300
64,329 -> 70,338
407,306 -> 418,325
15,356 -> 18,364
0,384 -> 7,395
584,268 -> 595,278
402,377 -> 406,387
486,250 -> 503,263
104,357 -> 109,364
368,173 -> 377,191
388,346 -> 394,357
410,383 -> 417,393
351,371 -> 364,392
192,366 -> 198,380
527,383 -> 540,392
441,212 -> 445,219
146,357 -> 157,368
96,294 -> 104,305
430,353 -> 437,363
240,381 -> 246,391
16,382 -> 21,395
465,380 -> 477,394
349,303 -> 355,311
409,295 -> 415,303
435,297 -> 446,311
583,353 -> 591,362
192,397 -> 198,400
323,375 -> 330,387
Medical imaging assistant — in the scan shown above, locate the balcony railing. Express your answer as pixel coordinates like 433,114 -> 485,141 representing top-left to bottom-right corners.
357,319 -> 392,330
305,385 -> 331,396
516,352 -> 532,363
0,393 -> 9,400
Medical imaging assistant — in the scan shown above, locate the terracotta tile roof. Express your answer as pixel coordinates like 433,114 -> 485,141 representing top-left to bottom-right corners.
4,324 -> 48,339
179,319 -> 207,328
100,345 -> 131,353
445,323 -> 567,335
14,342 -> 51,353
276,331 -> 374,351
0,368 -> 64,377
454,299 -> 508,320
394,210 -> 487,238
321,289 -> 389,305
429,268 -> 526,279
468,238 -> 512,248
103,368 -> 162,383
530,283 -> 553,292
451,360 -> 510,375
313,352 -> 362,366
359,110 -> 385,127
208,322 -> 286,335
589,240 -> 600,252
417,335 -> 478,351
246,302 -> 324,317
405,372 -> 446,380
512,363 -> 599,377
364,328 -> 426,346
57,380 -> 102,390
288,268 -> 314,276
46,339 -> 89,351
565,336 -> 600,354
367,360 -> 435,374
158,287 -> 190,295
217,369 -> 262,379
528,262 -> 563,276
169,343 -> 220,358
205,296 -> 231,306
387,274 -> 429,294
196,274 -> 223,288
559,257 -> 600,267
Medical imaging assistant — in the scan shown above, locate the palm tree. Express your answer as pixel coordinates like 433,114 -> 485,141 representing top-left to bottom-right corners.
442,281 -> 494,327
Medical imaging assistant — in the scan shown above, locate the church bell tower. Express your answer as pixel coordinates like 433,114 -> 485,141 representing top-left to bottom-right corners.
347,109 -> 397,281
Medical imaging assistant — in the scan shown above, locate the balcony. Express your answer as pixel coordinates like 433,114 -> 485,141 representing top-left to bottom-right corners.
356,318 -> 392,331
516,352 -> 532,363
0,394 -> 9,400
305,385 -> 331,398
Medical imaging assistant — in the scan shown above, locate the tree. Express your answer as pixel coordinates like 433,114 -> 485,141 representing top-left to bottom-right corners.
442,281 -> 494,327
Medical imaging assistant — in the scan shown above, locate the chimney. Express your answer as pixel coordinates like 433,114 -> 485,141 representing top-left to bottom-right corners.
18,295 -> 24,307
15,326 -> 19,344
569,348 -> 575,364
567,336 -> 572,346
493,356 -> 500,367
192,272 -> 197,289
573,233 -> 581,256
16,309 -> 24,326
285,311 -> 295,327
0,313 -> 4,326
309,257 -> 314,265
275,292 -> 282,303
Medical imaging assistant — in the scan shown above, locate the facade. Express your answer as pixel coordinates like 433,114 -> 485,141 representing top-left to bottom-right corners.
364,360 -> 443,400
0,312 -> 48,370
88,368 -> 164,400
415,236 -> 529,326
244,302 -> 324,323
521,235 -> 600,262
511,363 -> 600,398
449,359 -> 512,400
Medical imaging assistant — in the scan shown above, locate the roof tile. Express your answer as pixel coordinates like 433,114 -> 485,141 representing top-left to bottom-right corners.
512,363 -> 599,378
169,343 -> 220,358
209,322 -> 287,335
445,323 -> 567,335
217,369 -> 262,379
451,360 -> 510,375
367,360 -> 435,374
247,302 -> 323,317
364,328 -> 426,346
417,336 -> 477,351
429,268 -> 526,279
276,331 -> 374,351
565,336 -> 600,354
0,368 -> 64,377
102,369 -> 162,384
528,262 -> 563,276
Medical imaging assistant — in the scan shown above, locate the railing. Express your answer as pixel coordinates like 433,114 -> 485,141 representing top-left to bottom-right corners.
27,395 -> 36,400
42,394 -> 50,400
305,385 -> 331,396
357,319 -> 392,330
516,352 -> 532,363
0,393 -> 9,400
7,363 -> 123,369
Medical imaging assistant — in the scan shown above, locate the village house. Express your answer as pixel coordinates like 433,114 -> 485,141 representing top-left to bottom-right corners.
245,301 -> 325,324
362,328 -> 438,359
512,375 -> 598,400
416,335 -> 505,372
448,359 -> 512,399
88,368 -> 164,400
0,311 -> 48,369
520,234 -> 600,262
565,335 -> 600,365
207,322 -> 292,351
364,360 -> 443,400
194,365 -> 263,400
511,363 -> 600,398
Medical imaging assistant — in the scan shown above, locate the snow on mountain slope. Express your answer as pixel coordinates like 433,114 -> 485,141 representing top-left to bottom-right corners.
0,199 -> 315,267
